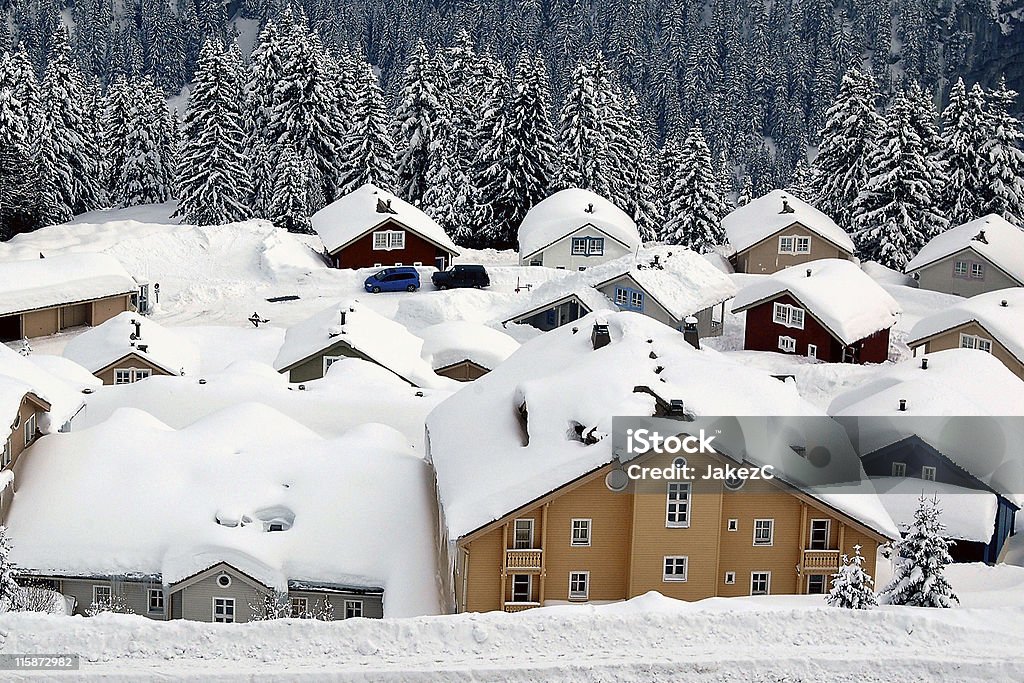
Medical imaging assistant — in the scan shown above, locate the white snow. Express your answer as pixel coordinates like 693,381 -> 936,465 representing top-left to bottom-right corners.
25,354 -> 103,393
312,183 -> 459,255
722,189 -> 855,255
272,300 -> 456,389
908,288 -> 1024,364
0,343 -> 86,432
0,374 -> 37,430
517,187 -> 641,258
905,214 -> 1024,283
0,252 -> 137,316
418,321 -> 520,371
870,476 -> 997,543
5,403 -> 441,617
62,311 -> 201,376
732,259 -> 901,345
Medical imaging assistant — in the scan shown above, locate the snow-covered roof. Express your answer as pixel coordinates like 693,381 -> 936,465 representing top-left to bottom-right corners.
62,312 -> 201,376
828,349 -> 1024,417
26,355 -> 103,393
904,214 -> 1024,283
427,311 -> 897,541
418,321 -> 520,371
312,183 -> 459,255
273,300 -> 456,389
518,188 -> 641,258
6,403 -> 441,617
502,246 -> 737,324
0,375 -> 43,430
908,288 -> 1024,364
0,253 -> 137,316
732,259 -> 901,345
0,344 -> 86,433
871,476 -> 997,543
722,190 -> 855,255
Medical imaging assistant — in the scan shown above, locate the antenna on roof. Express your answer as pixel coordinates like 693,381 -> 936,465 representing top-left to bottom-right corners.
376,198 -> 397,215
249,312 -> 269,328
39,252 -> 44,259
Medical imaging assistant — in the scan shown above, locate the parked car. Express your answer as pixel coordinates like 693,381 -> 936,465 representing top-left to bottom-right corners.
432,264 -> 490,290
364,267 -> 420,293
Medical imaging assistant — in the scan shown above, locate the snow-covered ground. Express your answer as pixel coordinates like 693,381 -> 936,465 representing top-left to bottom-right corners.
1,564 -> 1023,680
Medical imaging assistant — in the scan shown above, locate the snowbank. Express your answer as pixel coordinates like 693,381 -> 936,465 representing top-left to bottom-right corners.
722,189 -> 854,255
517,187 -> 641,258
63,311 -> 201,376
418,321 -> 520,370
905,214 -> 1024,282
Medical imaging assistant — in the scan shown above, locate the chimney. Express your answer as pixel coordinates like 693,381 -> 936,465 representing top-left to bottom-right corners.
1001,300 -> 1008,307
806,268 -> 812,278
780,197 -> 795,214
340,310 -> 347,325
376,198 -> 397,214
130,319 -> 142,341
667,400 -> 686,417
137,344 -> 149,353
973,230 -> 988,244
585,203 -> 595,214
921,358 -> 928,370
591,323 -> 611,350
682,316 -> 700,349
898,399 -> 907,412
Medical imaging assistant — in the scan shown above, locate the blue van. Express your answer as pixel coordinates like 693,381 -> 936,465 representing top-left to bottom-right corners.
364,267 -> 420,293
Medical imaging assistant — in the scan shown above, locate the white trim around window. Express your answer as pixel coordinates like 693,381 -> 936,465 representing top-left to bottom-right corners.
93,585 -> 112,605
663,556 -> 688,582
212,596 -> 235,623
753,518 -> 774,546
148,588 -> 164,613
23,412 -> 36,448
778,335 -> 797,353
921,466 -> 937,481
724,571 -> 736,585
750,571 -> 771,595
772,302 -> 805,329
892,462 -> 906,477
344,599 -> 363,618
959,333 -> 992,353
372,229 -> 406,251
570,518 -> 592,547
665,482 -> 691,528
568,571 -> 590,600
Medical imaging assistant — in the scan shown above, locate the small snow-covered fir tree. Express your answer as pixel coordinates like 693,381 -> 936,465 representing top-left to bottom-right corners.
826,544 -> 877,610
737,174 -> 754,206
879,496 -> 959,608
981,78 -> 1024,227
0,54 -> 41,239
0,525 -> 20,611
267,145 -> 312,233
661,122 -> 724,252
394,41 -> 445,206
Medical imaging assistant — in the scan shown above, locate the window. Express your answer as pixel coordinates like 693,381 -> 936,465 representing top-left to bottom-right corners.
953,260 -> 968,276
727,519 -> 738,532
372,230 -> 406,251
2,439 -> 10,468
753,519 -> 774,546
571,237 -> 587,255
724,571 -> 736,585
213,597 -> 235,623
148,588 -> 164,613
960,333 -> 992,353
323,355 -> 345,374
23,412 -> 36,448
922,466 -> 937,482
571,237 -> 604,256
807,344 -> 817,359
93,585 -> 112,605
809,519 -> 830,550
344,600 -> 363,618
778,236 -> 794,254
970,262 -> 985,279
630,289 -> 643,310
794,236 -> 811,253
750,571 -> 771,595
663,556 -> 688,582
778,336 -> 796,353
807,575 -> 826,595
513,518 -> 534,549
568,571 -> 589,600
665,482 -> 691,528
511,575 -> 531,603
290,597 -> 308,618
216,574 -> 232,588
773,303 -> 805,329
114,369 -> 132,384
892,462 -> 907,477
135,368 -> 152,380
614,287 -> 644,312
571,519 -> 591,547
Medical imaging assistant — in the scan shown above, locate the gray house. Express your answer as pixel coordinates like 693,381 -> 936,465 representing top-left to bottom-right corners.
905,215 -> 1024,297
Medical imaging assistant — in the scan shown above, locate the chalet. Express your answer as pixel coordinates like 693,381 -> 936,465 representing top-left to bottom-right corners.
0,377 -> 50,520
731,259 -> 900,364
62,311 -> 200,384
518,188 -> 642,270
502,246 -> 736,338
418,321 -> 520,382
907,288 -> 1024,381
861,436 -> 1017,564
273,300 -> 455,388
312,183 -> 459,271
426,312 -> 898,613
0,253 -> 143,342
723,190 -> 855,274
6,403 -> 442,620
905,215 -> 1024,296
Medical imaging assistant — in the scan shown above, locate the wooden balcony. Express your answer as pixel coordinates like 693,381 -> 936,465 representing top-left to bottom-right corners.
505,549 -> 543,572
503,602 -> 541,613
802,549 -> 841,571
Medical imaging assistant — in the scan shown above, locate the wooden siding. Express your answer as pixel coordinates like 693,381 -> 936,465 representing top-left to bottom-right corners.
914,321 -> 1024,381
519,225 -> 634,270
175,568 -> 270,623
595,274 -> 724,339
95,353 -> 175,385
1,396 -> 47,521
12,294 -> 131,341
287,590 -> 384,619
330,218 -> 454,270
742,292 -> 891,364
732,222 -> 852,274
434,361 -> 489,382
284,338 -> 414,384
912,248 -> 1022,297
90,295 -> 132,326
58,578 -> 166,619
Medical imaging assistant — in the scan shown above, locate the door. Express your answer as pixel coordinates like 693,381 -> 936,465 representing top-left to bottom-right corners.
809,520 -> 830,550
513,519 -> 534,549
435,256 -> 447,270
511,575 -> 532,603
60,304 -> 89,330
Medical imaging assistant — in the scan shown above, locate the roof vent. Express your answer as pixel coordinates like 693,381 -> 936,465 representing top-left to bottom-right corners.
973,230 -> 988,244
130,319 -> 142,341
591,323 -> 611,350
376,198 -> 397,214
898,399 -> 907,412
1001,299 -> 1008,307
806,268 -> 812,277
780,198 -> 795,214
298,384 -> 306,391
667,399 -> 686,417
137,344 -> 149,353
198,379 -> 207,385
584,203 -> 594,214
571,326 -> 579,334
921,358 -> 928,370
682,316 -> 700,349
340,310 -> 347,325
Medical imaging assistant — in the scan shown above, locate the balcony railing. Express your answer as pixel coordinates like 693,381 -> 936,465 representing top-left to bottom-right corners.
802,549 -> 841,571
505,549 -> 543,571
503,602 -> 541,613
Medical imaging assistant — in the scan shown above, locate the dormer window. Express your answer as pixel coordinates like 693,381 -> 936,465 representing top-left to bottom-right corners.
772,302 -> 804,329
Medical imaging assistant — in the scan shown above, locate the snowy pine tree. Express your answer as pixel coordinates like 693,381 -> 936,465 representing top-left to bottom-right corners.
942,79 -> 990,225
980,78 -> 1024,226
394,41 -> 445,206
117,77 -> 177,206
338,61 -> 396,196
175,40 -> 252,225
826,544 -> 877,610
662,122 -> 724,252
268,145 -> 311,233
557,59 -> 609,196
852,90 -> 947,269
0,525 -> 20,611
0,51 -> 41,239
879,496 -> 959,608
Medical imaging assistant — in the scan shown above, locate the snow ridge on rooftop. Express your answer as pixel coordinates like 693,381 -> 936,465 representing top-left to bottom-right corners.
904,214 -> 1024,282
0,344 -> 85,432
722,190 -> 854,255
0,253 -> 137,316
418,321 -> 520,371
908,288 -> 1024,364
518,188 -> 641,257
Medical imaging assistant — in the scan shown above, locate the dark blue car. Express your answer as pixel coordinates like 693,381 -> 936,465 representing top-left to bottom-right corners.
364,267 -> 420,293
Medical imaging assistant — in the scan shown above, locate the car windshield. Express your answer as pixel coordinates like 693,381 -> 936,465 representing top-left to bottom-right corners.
374,270 -> 387,279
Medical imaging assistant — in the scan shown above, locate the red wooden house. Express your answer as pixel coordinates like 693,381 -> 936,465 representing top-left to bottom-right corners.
731,259 -> 899,364
312,184 -> 460,271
